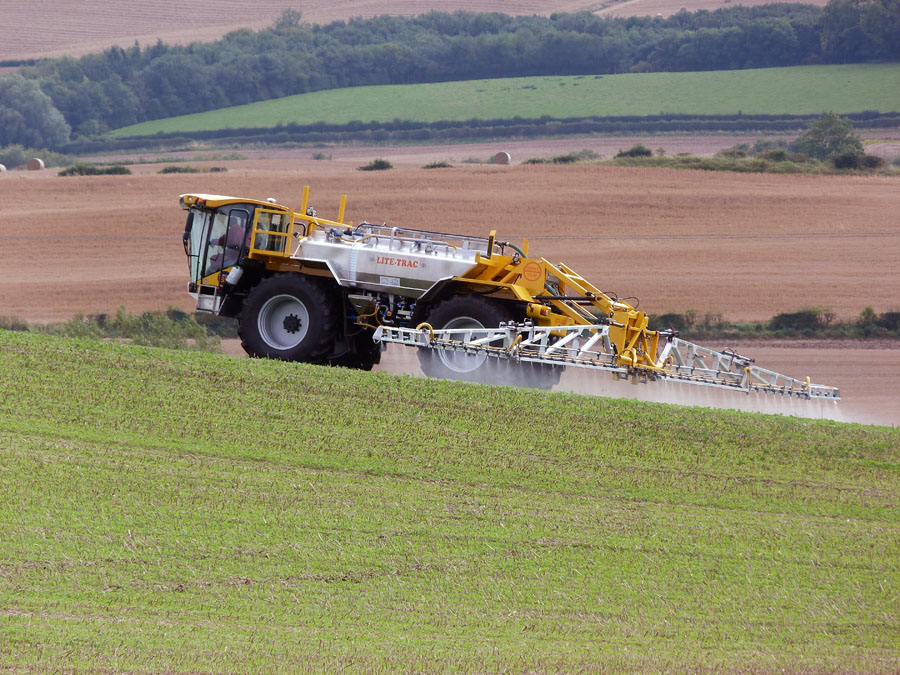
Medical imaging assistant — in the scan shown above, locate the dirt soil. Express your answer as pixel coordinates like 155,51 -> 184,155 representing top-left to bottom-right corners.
1,0 -> 826,62
2,158 -> 897,425
597,0 -> 827,19
0,0 -> 608,62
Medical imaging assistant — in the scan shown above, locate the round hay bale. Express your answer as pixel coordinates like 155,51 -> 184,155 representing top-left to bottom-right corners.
27,158 -> 45,171
0,164 -> 6,173
493,151 -> 511,166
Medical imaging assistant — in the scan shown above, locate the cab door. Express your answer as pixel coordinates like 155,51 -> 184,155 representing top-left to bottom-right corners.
203,207 -> 251,282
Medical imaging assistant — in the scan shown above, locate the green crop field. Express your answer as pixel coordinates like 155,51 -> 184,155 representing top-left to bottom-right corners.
111,64 -> 900,136
1,331 -> 899,672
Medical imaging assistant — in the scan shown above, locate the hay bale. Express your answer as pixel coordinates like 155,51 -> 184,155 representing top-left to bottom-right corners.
0,164 -> 6,173
27,158 -> 45,171
493,151 -> 511,165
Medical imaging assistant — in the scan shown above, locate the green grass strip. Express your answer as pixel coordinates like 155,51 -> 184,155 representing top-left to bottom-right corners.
1,331 -> 898,672
110,64 -> 900,136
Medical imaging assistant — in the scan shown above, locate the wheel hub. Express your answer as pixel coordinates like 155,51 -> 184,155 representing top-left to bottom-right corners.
438,315 -> 488,373
283,313 -> 302,334
257,293 -> 310,350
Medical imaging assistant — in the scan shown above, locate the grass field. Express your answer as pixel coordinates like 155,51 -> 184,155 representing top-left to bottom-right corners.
111,64 -> 900,136
1,331 -> 898,672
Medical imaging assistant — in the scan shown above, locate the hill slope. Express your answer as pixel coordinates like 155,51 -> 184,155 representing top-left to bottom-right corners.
110,64 -> 900,136
1,331 -> 898,672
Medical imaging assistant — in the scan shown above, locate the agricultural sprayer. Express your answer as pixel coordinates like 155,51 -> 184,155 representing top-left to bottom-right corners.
181,187 -> 839,400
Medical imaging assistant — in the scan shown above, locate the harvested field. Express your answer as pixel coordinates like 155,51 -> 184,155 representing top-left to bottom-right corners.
88,131 -> 900,166
1,159 -> 898,424
1,0 -> 596,62
0,0 -> 829,62
597,0 -> 827,18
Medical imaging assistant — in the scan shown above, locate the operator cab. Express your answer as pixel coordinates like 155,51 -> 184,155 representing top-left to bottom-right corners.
183,203 -> 251,284
181,194 -> 292,314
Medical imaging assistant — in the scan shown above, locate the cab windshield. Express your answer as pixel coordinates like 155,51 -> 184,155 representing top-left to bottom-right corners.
185,205 -> 251,284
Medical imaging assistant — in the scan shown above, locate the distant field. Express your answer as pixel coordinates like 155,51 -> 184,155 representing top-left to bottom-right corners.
111,64 -> 900,136
597,0 -> 827,18
1,331 -> 898,671
0,1 -> 605,62
0,0 -> 823,62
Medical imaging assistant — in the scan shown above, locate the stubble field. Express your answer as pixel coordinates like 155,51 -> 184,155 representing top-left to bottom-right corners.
0,0 -> 613,62
596,0 -> 827,18
0,0 -> 829,62
1,158 -> 898,424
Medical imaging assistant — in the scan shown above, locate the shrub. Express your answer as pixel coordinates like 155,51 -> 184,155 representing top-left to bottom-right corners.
759,149 -> 787,161
358,158 -> 392,171
192,312 -> 239,338
311,152 -> 332,160
615,143 -> 652,158
58,164 -> 131,176
717,144 -> 750,158
0,144 -> 72,169
876,311 -> 900,332
858,154 -> 885,169
36,307 -> 220,351
752,138 -> 788,155
159,165 -> 200,173
831,152 -> 861,169
423,161 -> 452,169
829,152 -> 888,170
769,308 -> 826,334
0,315 -> 28,332
649,312 -> 689,332
792,112 -> 863,161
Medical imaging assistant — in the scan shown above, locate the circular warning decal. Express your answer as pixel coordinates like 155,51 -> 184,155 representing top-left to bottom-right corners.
523,261 -> 543,282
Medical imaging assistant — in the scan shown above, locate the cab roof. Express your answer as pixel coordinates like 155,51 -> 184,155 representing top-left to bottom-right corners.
179,193 -> 291,211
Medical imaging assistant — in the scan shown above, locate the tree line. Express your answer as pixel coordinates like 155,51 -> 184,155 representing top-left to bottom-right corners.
1,0 -> 898,149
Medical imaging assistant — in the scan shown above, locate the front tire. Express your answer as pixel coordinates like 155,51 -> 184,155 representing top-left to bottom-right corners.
238,274 -> 338,363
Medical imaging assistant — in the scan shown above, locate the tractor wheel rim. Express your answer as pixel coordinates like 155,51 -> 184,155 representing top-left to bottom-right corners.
258,294 -> 310,350
438,315 -> 488,373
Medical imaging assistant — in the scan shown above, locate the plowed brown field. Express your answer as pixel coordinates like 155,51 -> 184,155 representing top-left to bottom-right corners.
597,0 -> 827,19
0,0 -> 826,62
1,1 -> 596,62
2,159 -> 897,424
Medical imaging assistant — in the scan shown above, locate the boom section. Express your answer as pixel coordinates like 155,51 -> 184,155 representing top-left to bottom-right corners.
373,322 -> 841,400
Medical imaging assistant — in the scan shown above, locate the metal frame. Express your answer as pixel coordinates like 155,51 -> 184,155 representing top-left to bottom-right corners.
373,322 -> 840,400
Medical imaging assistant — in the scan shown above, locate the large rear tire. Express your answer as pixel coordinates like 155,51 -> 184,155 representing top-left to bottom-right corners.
417,294 -> 563,389
418,295 -> 514,384
238,275 -> 338,363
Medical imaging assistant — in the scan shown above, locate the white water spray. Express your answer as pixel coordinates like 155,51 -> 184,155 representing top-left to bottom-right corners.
375,345 -> 847,422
